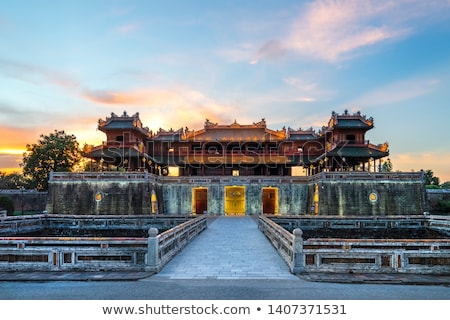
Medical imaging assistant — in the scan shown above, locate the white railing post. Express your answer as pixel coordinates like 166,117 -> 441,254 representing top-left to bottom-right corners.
292,228 -> 305,273
145,227 -> 161,272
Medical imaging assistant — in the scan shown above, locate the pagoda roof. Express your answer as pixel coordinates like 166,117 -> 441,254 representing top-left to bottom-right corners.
326,146 -> 389,159
185,119 -> 286,142
152,128 -> 184,142
98,111 -> 150,136
287,127 -> 320,141
327,110 -> 374,130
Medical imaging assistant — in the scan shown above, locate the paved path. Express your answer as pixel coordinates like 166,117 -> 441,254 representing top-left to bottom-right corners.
151,216 -> 298,280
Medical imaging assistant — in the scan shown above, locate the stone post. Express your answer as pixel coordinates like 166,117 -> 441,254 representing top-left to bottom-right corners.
291,228 -> 305,273
145,227 -> 161,272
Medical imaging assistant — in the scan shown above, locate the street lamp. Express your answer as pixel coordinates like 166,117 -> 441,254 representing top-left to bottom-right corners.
19,186 -> 25,215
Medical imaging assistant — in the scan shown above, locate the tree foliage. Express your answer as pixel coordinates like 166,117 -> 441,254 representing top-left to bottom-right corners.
423,169 -> 440,186
381,158 -> 393,172
0,171 -> 32,189
21,130 -> 82,190
441,181 -> 450,189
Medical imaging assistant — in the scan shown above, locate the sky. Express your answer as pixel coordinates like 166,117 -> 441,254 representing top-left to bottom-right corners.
1,0 -> 450,182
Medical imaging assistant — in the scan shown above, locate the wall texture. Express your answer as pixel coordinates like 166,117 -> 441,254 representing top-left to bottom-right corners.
45,176 -> 425,216
46,181 -> 163,215
317,180 -> 426,215
0,190 -> 47,214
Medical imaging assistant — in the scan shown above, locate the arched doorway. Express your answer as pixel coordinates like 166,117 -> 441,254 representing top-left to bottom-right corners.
224,186 -> 245,215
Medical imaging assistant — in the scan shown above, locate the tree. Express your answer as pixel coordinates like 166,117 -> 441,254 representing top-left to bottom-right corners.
381,158 -> 393,172
21,130 -> 82,190
441,181 -> 450,189
423,169 -> 440,186
0,171 -> 32,189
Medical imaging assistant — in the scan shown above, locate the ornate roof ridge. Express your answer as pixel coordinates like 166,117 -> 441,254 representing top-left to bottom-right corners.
331,109 -> 374,126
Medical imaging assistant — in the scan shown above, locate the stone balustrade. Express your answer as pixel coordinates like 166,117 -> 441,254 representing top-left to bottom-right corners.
258,215 -> 450,275
49,171 -> 423,183
0,215 -> 207,272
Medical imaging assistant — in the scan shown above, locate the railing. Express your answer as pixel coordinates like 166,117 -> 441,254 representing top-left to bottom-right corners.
49,171 -> 424,183
161,176 -> 310,184
50,171 -> 160,182
303,238 -> 450,274
0,215 -> 207,272
146,215 -> 207,272
0,214 -> 47,235
258,215 -> 303,273
258,215 -> 450,275
0,236 -> 148,271
309,172 -> 423,183
428,215 -> 450,236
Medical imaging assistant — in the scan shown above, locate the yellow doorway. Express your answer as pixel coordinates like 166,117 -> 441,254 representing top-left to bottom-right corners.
262,187 -> 278,214
224,186 -> 245,215
192,187 -> 208,215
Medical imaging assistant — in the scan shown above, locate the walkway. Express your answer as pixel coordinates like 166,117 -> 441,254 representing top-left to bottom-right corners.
151,216 -> 298,280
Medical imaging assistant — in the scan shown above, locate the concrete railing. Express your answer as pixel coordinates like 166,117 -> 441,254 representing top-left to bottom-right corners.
309,171 -> 423,183
146,215 -> 207,272
49,171 -> 424,184
0,215 -> 207,272
303,238 -> 450,274
0,236 -> 148,271
258,215 -> 450,275
427,215 -> 450,236
258,215 -> 304,273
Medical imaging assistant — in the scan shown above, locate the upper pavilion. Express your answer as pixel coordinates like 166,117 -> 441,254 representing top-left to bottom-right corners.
84,109 -> 389,176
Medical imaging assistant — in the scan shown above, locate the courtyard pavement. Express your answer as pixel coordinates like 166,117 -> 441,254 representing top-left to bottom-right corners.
1,216 -> 449,286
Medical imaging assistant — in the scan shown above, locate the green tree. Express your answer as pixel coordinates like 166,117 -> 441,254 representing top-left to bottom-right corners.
381,158 -> 393,172
441,181 -> 450,189
423,169 -> 440,187
22,130 -> 82,190
0,171 -> 32,189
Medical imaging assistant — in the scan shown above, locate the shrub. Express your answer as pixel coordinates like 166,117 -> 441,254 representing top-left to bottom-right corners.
0,196 -> 14,215
435,200 -> 450,214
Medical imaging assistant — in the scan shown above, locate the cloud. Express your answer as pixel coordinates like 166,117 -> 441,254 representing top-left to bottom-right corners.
82,86 -> 236,131
223,0 -> 450,64
0,58 -> 78,88
218,43 -> 257,63
286,0 -> 412,62
345,77 -> 440,107
116,23 -> 140,34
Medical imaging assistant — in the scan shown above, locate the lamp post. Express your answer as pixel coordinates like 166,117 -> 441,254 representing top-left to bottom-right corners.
19,186 -> 25,215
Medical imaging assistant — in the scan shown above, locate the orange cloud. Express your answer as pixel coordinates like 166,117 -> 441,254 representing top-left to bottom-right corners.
82,86 -> 236,131
0,127 -> 41,153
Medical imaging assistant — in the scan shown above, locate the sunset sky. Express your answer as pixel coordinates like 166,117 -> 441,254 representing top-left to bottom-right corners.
1,0 -> 450,182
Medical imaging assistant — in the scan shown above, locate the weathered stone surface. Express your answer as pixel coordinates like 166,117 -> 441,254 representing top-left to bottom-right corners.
0,190 -> 47,213
45,174 -> 425,216
317,180 -> 425,215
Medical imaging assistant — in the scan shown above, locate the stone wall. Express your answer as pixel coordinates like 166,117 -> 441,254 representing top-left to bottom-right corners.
45,173 -> 426,216
317,180 -> 425,215
46,180 -> 162,215
161,180 -> 309,215
0,190 -> 47,214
